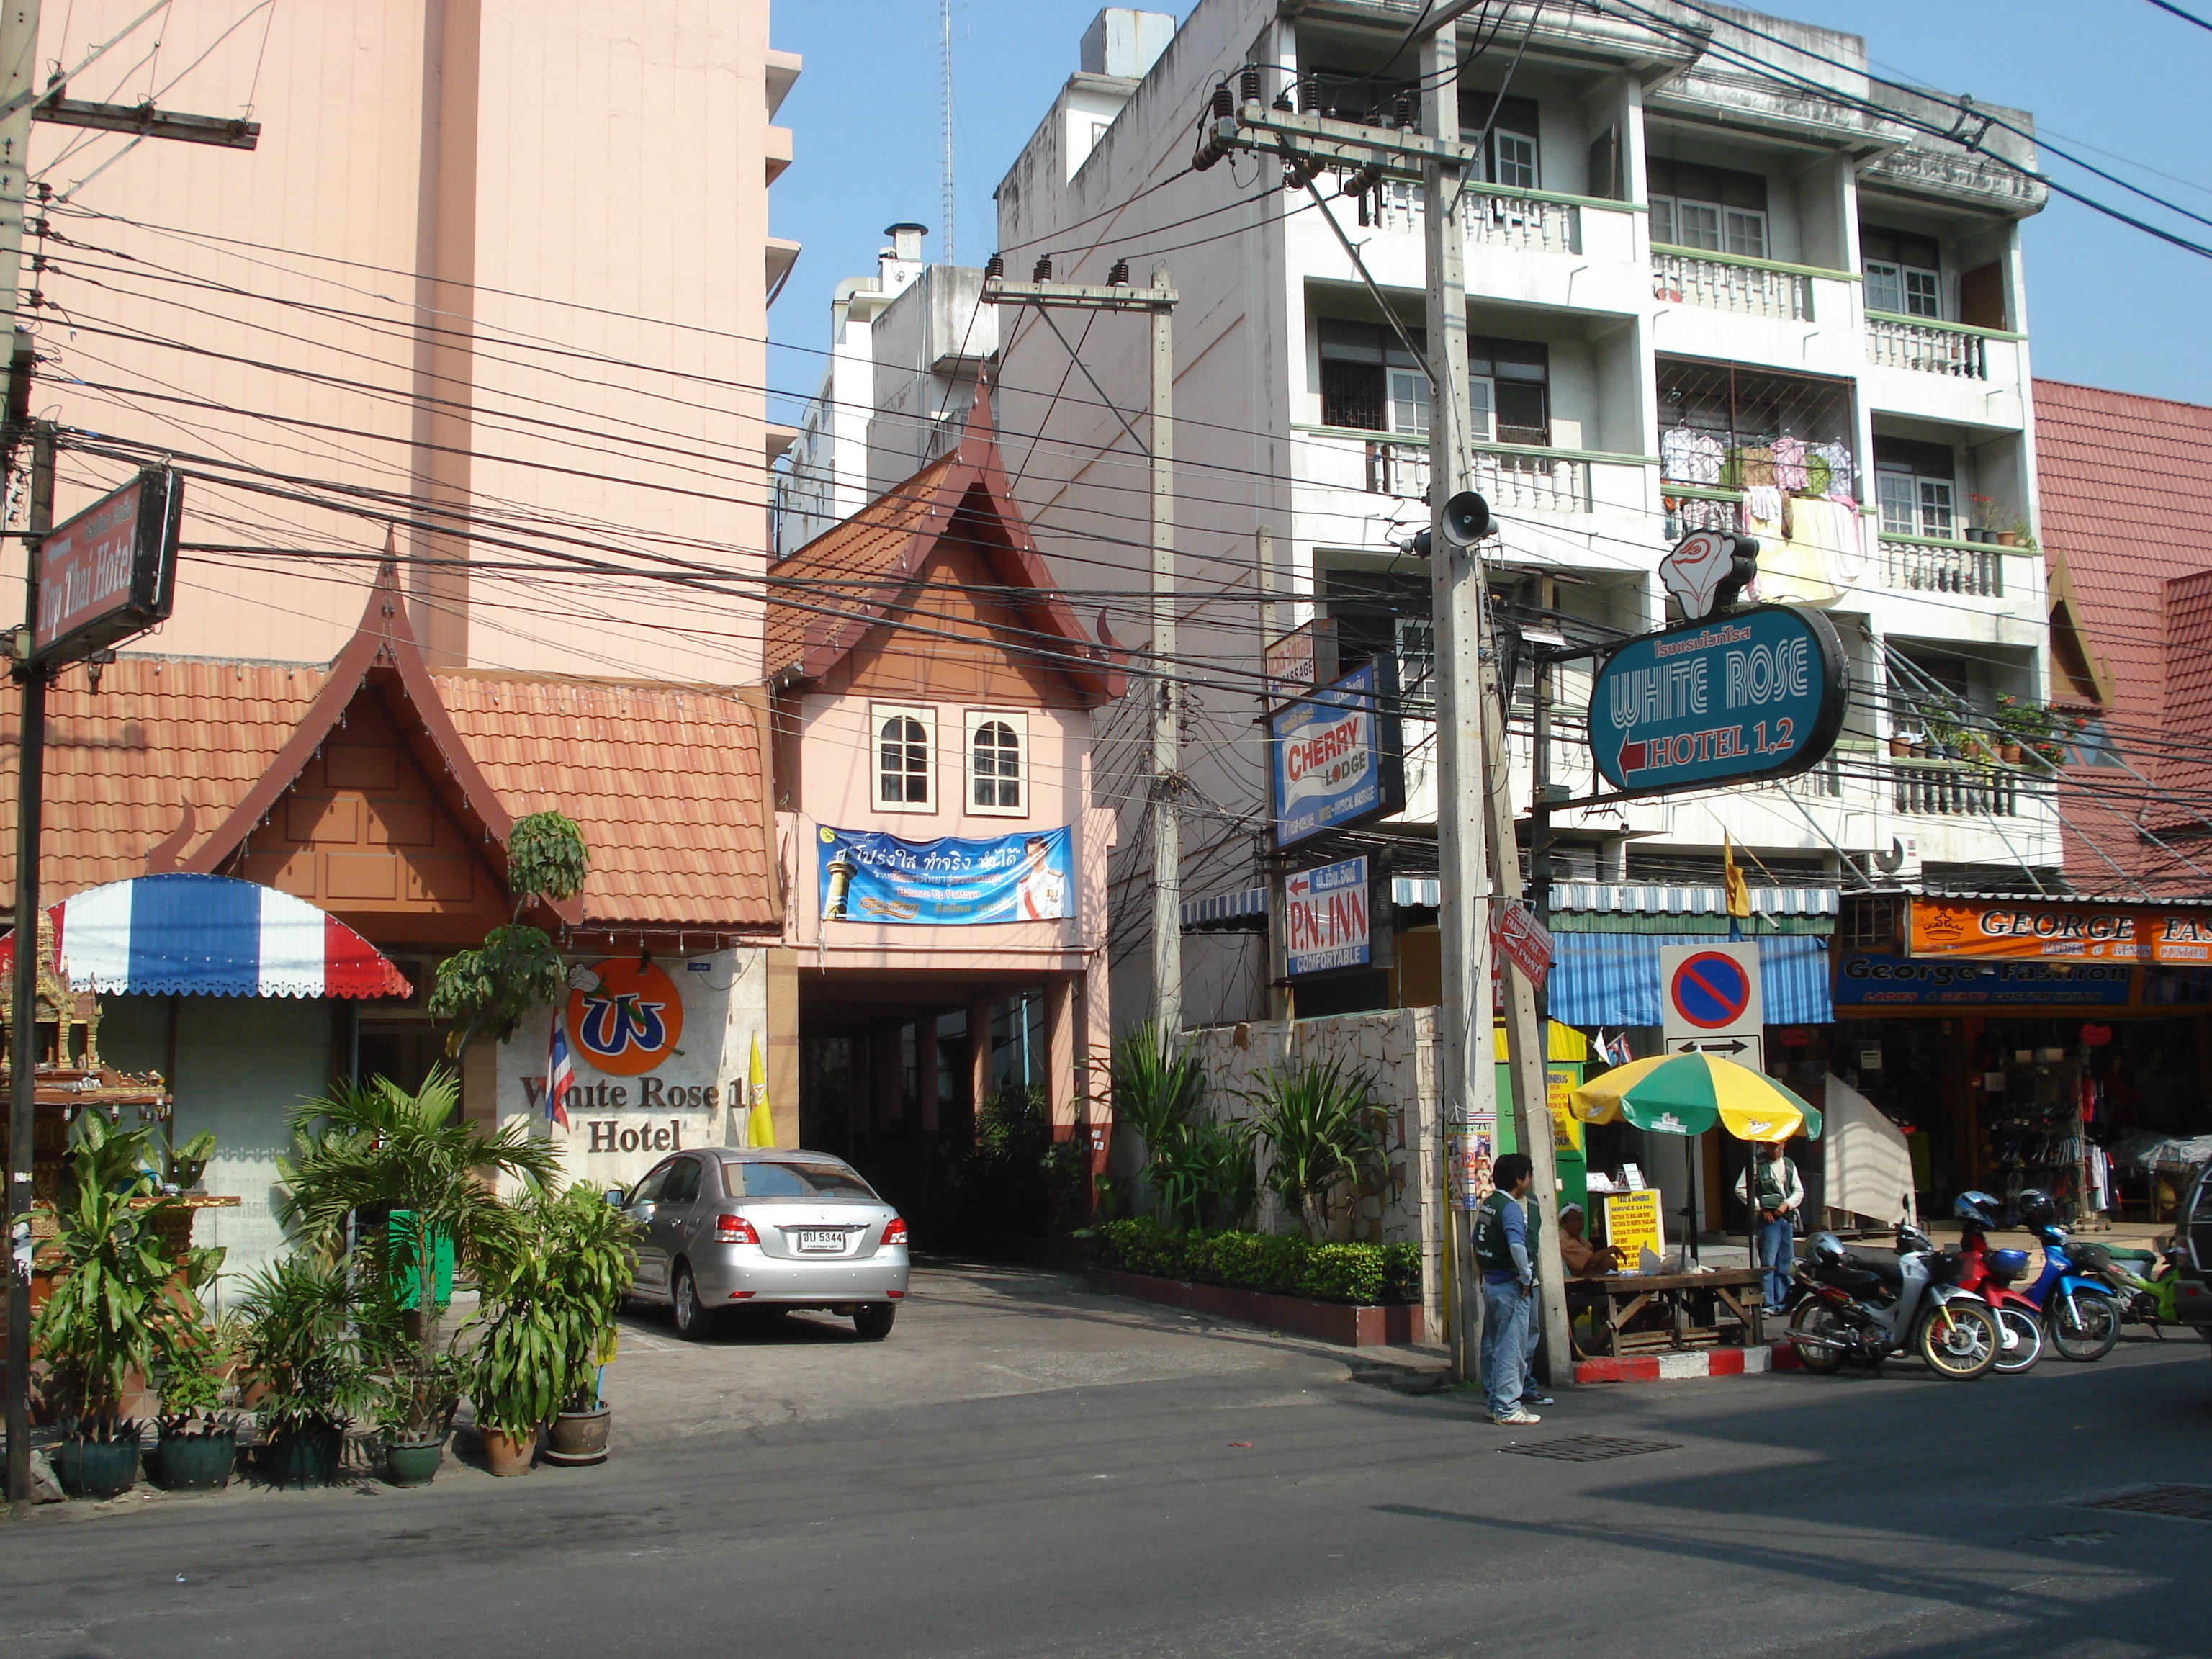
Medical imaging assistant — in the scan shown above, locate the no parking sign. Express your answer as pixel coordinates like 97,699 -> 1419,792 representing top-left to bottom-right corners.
1659,942 -> 1763,1064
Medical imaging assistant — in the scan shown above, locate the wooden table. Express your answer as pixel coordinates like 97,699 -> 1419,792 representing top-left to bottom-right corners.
1565,1268 -> 1768,1359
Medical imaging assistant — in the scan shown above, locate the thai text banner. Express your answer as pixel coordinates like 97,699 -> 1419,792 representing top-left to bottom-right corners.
1905,897 -> 2212,964
817,824 -> 1072,926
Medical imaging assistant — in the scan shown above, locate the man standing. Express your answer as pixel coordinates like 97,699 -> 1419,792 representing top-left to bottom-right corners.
1474,1153 -> 1541,1426
1735,1138 -> 1804,1309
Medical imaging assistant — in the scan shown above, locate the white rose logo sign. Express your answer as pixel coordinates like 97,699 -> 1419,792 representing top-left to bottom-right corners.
1269,660 -> 1404,849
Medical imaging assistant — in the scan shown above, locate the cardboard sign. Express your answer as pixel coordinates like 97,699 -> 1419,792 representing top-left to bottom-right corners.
1605,1190 -> 1665,1268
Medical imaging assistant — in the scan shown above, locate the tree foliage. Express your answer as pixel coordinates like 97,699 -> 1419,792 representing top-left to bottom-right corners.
428,809 -> 588,1055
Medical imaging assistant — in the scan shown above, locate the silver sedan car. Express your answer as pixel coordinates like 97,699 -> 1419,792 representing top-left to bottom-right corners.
611,1148 -> 909,1340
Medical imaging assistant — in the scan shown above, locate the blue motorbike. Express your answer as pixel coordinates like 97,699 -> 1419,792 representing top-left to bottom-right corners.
2010,1187 -> 2123,1363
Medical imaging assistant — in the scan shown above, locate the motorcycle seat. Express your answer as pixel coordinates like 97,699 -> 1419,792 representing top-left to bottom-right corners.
1842,1251 -> 1904,1289
2103,1247 -> 2158,1266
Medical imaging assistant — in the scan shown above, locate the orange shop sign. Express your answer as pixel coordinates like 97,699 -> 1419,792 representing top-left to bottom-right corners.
1908,897 -> 2169,963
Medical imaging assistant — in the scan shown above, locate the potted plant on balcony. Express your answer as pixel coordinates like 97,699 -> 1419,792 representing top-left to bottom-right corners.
1993,694 -> 2055,765
32,1116 -> 224,1499
1966,494 -> 1997,544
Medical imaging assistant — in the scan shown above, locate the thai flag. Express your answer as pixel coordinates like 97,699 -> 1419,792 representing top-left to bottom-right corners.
545,1016 -> 576,1131
1601,1029 -> 1635,1068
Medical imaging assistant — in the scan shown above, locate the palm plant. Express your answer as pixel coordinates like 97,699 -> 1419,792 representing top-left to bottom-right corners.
32,1116 -> 222,1441
233,1252 -> 384,1435
277,1068 -> 559,1440
1244,1058 -> 1385,1240
1111,1024 -> 1208,1153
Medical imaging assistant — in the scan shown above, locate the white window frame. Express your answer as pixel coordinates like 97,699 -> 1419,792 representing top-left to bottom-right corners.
1386,367 -> 1430,438
871,703 -> 937,814
1467,374 -> 1496,443
1652,195 -> 1766,259
964,709 -> 1028,818
1488,128 -> 1538,192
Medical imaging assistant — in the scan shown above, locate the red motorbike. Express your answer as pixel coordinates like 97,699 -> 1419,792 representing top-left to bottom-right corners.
1952,1191 -> 2045,1373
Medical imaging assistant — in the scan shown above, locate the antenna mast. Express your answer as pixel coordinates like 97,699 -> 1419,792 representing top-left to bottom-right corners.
940,0 -> 955,264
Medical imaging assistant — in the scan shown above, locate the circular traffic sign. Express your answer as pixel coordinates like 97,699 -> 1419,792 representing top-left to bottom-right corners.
1671,950 -> 1752,1029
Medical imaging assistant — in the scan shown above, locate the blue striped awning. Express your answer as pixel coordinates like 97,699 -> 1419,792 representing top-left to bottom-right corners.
1388,878 -> 1838,917
1179,886 -> 1268,932
1547,934 -> 1832,1028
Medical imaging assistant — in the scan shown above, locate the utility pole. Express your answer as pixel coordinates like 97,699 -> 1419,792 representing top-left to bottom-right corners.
982,264 -> 1182,1035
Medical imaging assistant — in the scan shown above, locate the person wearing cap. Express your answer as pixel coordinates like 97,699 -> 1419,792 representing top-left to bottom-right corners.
1734,1138 -> 1804,1309
1557,1203 -> 1620,1278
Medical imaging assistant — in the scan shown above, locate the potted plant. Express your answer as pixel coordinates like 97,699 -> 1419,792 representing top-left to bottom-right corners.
465,1184 -> 638,1473
1887,727 -> 1918,760
1993,694 -> 2060,766
32,1116 -> 223,1499
276,1067 -> 559,1485
235,1253 -> 385,1487
166,1130 -> 217,1194
1966,493 -> 1997,543
152,1312 -> 243,1491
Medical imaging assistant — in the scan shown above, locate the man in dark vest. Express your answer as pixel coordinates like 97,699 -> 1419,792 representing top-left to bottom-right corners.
1474,1152 -> 1542,1425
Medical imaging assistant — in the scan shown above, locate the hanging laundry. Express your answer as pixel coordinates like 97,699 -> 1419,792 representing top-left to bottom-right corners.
1732,444 -> 1776,488
1771,435 -> 1809,493
1809,441 -> 1853,498
1661,427 -> 1724,485
1754,495 -> 1862,605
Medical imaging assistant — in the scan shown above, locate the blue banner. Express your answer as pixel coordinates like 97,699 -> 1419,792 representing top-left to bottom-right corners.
1269,660 -> 1404,849
1833,952 -> 2132,1008
817,825 -> 1072,925
1586,603 -> 1845,797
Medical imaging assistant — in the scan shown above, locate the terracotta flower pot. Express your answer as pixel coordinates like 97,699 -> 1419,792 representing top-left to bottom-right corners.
480,1425 -> 538,1477
1888,738 -> 1911,758
1995,531 -> 2019,547
2000,742 -> 2022,763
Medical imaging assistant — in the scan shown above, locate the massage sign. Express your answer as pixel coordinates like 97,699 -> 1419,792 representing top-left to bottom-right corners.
1269,660 -> 1406,848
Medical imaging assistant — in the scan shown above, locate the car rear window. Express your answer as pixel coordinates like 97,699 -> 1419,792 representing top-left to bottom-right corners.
721,1160 -> 878,1200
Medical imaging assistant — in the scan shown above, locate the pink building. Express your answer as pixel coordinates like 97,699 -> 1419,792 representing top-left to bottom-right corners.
765,399 -> 1125,1187
15,0 -> 796,680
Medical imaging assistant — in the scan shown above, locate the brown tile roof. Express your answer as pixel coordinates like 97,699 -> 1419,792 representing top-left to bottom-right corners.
1,660 -> 776,932
765,452 -> 957,677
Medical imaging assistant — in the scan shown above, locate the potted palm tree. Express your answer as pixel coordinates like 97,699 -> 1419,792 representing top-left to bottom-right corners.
276,1067 -> 558,1485
32,1116 -> 223,1498
235,1252 -> 385,1486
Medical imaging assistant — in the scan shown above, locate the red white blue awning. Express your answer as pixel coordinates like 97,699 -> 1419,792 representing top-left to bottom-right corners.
0,874 -> 411,999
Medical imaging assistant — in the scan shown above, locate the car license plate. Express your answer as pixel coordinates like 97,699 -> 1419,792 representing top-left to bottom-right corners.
796,1229 -> 845,1254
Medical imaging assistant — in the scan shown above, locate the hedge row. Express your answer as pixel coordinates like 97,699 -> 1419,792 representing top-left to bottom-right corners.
1091,1218 -> 1421,1306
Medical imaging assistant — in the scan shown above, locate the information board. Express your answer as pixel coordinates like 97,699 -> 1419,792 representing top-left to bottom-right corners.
1605,1190 -> 1665,1269
1285,855 -> 1370,976
1268,659 -> 1404,849
32,469 -> 181,665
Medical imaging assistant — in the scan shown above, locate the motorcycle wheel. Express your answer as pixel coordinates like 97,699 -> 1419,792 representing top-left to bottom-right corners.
1916,1301 -> 2000,1380
1787,1300 -> 1851,1374
1993,1306 -> 2044,1374
2048,1291 -> 2121,1362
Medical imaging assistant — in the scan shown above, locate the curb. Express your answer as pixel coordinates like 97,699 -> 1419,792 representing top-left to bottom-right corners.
1574,1340 -> 1802,1384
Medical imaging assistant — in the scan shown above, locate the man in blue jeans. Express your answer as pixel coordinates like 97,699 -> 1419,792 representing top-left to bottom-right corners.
1733,1139 -> 1804,1310
1474,1153 -> 1542,1425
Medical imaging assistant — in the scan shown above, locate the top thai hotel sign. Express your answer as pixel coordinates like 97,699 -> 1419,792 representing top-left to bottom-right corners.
32,469 -> 181,665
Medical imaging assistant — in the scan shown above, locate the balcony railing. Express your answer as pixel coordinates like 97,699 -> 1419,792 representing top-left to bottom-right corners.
1864,311 -> 2021,380
1362,437 -> 1593,513
1879,535 -> 2005,598
1368,178 -> 1602,256
1651,244 -> 1824,321
1892,758 -> 2019,818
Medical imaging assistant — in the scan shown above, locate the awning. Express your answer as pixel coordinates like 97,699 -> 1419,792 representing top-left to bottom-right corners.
1547,934 -> 1832,1028
1388,878 -> 1838,918
0,873 -> 411,999
1180,885 -> 1268,932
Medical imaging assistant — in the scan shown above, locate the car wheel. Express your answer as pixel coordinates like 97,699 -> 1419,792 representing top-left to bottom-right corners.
672,1265 -> 706,1340
852,1303 -> 896,1341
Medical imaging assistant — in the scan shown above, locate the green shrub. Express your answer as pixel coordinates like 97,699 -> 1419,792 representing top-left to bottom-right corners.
1092,1216 -> 1416,1305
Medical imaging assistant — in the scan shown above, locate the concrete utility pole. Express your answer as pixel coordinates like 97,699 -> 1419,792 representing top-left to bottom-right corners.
982,267 -> 1182,1036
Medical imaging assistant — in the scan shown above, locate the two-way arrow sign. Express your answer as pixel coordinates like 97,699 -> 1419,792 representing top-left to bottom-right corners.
1676,1038 -> 1750,1055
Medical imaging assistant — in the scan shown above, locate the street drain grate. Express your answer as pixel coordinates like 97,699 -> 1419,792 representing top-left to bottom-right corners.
2077,1485 -> 2212,1521
1500,1435 -> 1682,1463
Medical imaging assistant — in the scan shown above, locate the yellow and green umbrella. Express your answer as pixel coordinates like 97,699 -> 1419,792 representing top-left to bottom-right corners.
1570,1052 -> 1822,1142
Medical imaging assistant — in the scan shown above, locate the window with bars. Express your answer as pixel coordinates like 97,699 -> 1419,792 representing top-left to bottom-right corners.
873,705 -> 935,811
967,710 -> 1026,815
1648,158 -> 1770,258
1863,226 -> 1942,318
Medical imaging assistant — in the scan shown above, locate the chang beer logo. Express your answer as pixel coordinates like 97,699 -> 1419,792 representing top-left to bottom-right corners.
564,958 -> 686,1076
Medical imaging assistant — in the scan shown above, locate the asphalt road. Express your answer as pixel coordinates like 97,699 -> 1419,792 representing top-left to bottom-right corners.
4,1267 -> 2208,1659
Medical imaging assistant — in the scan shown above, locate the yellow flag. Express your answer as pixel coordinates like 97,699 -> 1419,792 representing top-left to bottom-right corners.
1722,832 -> 1751,920
746,1035 -> 775,1147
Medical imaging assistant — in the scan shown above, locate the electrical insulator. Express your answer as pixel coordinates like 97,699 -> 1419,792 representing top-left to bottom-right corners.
1032,256 -> 1053,282
1271,87 -> 1293,112
984,253 -> 1004,280
1394,90 -> 1416,127
1238,66 -> 1261,106
1107,258 -> 1130,287
1296,79 -> 1317,113
1210,81 -> 1233,120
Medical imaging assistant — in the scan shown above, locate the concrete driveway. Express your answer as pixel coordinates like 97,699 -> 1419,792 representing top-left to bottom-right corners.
602,1259 -> 1434,1445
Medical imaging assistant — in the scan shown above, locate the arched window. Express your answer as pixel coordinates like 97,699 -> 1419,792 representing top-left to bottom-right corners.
971,719 -> 1022,811
875,708 -> 932,807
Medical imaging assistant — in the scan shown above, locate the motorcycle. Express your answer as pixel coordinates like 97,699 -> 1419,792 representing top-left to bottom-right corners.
2072,1234 -> 2186,1338
1950,1191 -> 2044,1373
1787,1223 -> 2002,1380
2010,1188 -> 2123,1363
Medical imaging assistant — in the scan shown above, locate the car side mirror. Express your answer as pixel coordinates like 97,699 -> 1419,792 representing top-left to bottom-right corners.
603,1189 -> 625,1207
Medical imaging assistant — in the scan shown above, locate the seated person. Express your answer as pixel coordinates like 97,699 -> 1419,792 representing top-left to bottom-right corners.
1557,1203 -> 1621,1278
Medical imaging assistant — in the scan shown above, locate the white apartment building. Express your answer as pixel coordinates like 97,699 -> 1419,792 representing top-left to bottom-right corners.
775,227 -> 999,553
993,2 -> 2058,1033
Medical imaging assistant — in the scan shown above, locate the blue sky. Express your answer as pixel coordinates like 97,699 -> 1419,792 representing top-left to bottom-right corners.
765,1 -> 2209,415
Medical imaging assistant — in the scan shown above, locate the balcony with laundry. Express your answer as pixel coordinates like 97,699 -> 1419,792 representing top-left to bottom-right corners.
1655,356 -> 1867,607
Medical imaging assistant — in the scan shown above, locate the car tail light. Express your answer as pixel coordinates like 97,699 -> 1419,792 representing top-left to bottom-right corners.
882,1217 -> 909,1246
714,1214 -> 760,1244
